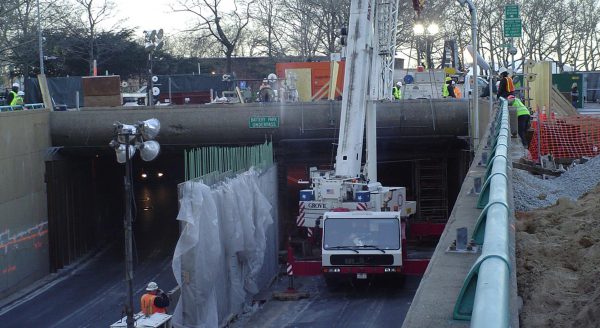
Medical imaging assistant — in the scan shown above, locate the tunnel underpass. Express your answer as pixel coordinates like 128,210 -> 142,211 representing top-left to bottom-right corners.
45,131 -> 470,278
0,101 -> 473,326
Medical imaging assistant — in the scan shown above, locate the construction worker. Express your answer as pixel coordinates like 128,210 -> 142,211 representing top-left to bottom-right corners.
451,81 -> 462,98
442,77 -> 456,98
392,81 -> 402,100
571,82 -> 578,108
497,67 -> 515,99
508,95 -> 530,148
11,91 -> 25,108
259,79 -> 272,102
7,83 -> 19,106
140,281 -> 170,316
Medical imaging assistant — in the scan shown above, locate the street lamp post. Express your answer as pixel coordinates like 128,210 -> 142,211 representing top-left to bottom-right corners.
37,0 -> 44,74
413,22 -> 439,69
109,119 -> 161,328
457,0 -> 479,148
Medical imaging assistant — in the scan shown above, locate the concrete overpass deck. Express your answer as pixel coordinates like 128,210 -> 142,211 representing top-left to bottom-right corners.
48,100 -> 470,147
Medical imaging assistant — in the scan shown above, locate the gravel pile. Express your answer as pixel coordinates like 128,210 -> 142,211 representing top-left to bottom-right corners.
513,155 -> 600,211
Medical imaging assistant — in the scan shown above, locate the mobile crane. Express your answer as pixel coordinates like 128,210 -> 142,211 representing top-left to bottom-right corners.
294,0 -> 428,284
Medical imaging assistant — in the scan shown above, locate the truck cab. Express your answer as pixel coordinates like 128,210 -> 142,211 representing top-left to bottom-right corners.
321,211 -> 406,284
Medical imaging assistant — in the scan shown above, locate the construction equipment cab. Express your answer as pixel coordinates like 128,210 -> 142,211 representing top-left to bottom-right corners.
322,211 -> 408,284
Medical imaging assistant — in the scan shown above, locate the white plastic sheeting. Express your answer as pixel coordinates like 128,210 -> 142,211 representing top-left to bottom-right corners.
172,167 -> 276,328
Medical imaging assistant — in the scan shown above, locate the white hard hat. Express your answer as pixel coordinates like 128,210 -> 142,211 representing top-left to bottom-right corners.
17,91 -> 24,96
146,282 -> 158,291
396,81 -> 402,87
12,82 -> 20,88
498,67 -> 508,75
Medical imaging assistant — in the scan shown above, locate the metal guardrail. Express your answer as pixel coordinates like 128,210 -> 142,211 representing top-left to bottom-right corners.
453,98 -> 511,327
0,103 -> 46,112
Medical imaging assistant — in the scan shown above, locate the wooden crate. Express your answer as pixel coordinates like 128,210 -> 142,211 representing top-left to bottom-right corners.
82,76 -> 121,96
83,95 -> 121,107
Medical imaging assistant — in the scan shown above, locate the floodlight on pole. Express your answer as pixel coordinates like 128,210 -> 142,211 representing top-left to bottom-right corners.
427,23 -> 439,35
413,23 -> 425,35
109,118 -> 161,328
139,118 -> 161,140
144,30 -> 164,106
139,140 -> 160,162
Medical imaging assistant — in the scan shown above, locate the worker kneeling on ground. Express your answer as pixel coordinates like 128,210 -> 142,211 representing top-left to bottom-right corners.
141,281 -> 170,316
508,95 -> 530,148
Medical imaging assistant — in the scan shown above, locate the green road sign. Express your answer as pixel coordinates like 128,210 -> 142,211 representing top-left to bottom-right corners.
505,4 -> 519,19
249,116 -> 280,128
504,19 -> 522,38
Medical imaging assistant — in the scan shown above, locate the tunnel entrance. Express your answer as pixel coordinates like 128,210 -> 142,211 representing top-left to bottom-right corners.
45,136 -> 470,271
45,148 -> 184,272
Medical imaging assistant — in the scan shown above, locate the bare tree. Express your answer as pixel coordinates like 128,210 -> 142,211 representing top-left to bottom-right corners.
249,0 -> 283,57
278,0 -> 323,59
308,0 -> 350,55
173,0 -> 254,74
164,34 -> 223,58
73,0 -> 116,75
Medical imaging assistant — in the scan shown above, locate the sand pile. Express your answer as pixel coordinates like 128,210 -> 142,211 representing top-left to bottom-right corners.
516,185 -> 600,328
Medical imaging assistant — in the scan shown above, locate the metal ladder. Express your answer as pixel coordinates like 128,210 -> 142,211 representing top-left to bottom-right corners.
416,159 -> 448,222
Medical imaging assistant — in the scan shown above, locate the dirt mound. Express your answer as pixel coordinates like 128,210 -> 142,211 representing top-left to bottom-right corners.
516,185 -> 600,327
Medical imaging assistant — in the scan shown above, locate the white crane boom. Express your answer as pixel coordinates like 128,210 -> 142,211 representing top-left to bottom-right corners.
335,0 -> 400,180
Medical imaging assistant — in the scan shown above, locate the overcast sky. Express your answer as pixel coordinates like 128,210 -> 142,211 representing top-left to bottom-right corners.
110,0 -> 236,35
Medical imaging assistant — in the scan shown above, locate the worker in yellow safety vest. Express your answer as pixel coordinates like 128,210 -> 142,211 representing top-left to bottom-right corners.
11,91 -> 25,108
442,77 -> 456,98
508,95 -> 530,148
392,81 -> 402,100
140,282 -> 170,316
7,83 -> 20,106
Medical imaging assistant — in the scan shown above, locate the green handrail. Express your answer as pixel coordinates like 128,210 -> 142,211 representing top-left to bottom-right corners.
454,98 -> 511,328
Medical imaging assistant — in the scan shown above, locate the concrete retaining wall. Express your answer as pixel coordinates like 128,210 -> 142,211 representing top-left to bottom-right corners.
0,110 -> 50,299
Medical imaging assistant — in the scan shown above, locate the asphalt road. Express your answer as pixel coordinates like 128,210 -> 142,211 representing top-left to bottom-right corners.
231,275 -> 422,328
0,183 -> 179,328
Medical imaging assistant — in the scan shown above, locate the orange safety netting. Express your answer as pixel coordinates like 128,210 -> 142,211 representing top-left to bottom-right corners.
529,113 -> 600,161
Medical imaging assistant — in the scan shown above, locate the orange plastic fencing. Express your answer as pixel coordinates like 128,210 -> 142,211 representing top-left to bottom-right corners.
529,113 -> 600,161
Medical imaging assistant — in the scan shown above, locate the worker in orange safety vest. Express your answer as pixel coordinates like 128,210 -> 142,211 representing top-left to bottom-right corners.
497,67 -> 515,99
140,282 -> 170,316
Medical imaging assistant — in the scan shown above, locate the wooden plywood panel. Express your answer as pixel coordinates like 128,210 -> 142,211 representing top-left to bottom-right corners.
37,74 -> 53,110
550,86 -> 577,117
286,68 -> 312,102
328,61 -> 340,100
530,61 -> 552,115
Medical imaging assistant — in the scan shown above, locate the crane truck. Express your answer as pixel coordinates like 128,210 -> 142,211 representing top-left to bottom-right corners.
294,0 -> 428,285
